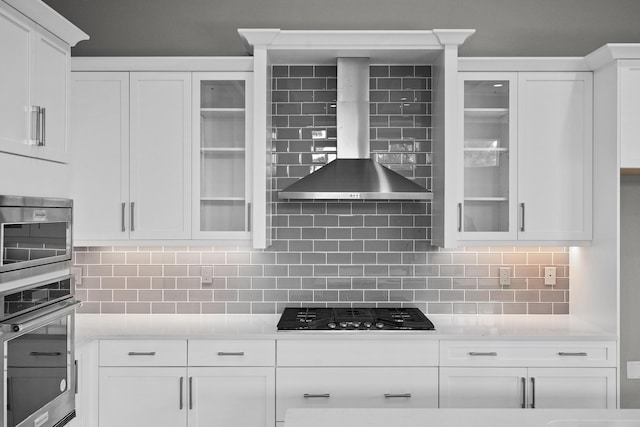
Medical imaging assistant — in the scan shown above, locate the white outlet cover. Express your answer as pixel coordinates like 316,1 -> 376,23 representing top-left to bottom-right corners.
628,361 -> 640,379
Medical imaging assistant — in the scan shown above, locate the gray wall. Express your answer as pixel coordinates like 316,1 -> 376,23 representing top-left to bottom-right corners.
620,175 -> 640,408
44,0 -> 640,57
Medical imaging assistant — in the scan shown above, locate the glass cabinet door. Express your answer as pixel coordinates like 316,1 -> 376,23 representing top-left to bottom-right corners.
193,72 -> 252,239
459,73 -> 517,240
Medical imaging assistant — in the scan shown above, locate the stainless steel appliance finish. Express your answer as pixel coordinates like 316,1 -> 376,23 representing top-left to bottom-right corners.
0,196 -> 73,283
278,58 -> 431,201
1,276 -> 80,427
277,307 -> 435,331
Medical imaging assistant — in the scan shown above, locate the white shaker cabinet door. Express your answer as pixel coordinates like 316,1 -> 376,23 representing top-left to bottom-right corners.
129,72 -> 192,240
528,367 -> 616,409
517,72 -> 593,241
32,26 -> 70,162
0,4 -> 31,151
439,367 -> 528,408
187,367 -> 275,427
70,73 -> 130,241
99,367 -> 187,427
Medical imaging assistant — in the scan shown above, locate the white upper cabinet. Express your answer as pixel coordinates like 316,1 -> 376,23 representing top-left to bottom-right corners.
129,72 -> 192,240
71,72 -> 192,242
456,71 -> 593,245
192,72 -> 253,240
70,58 -> 267,246
0,0 -> 87,163
71,72 -> 130,241
619,60 -> 640,169
517,72 -> 592,242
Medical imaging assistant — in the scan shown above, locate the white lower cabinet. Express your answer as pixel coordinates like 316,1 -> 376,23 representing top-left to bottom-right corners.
99,367 -> 187,427
98,339 -> 275,427
276,367 -> 438,421
440,367 -> 527,408
188,367 -> 274,427
439,340 -> 617,409
275,340 -> 439,423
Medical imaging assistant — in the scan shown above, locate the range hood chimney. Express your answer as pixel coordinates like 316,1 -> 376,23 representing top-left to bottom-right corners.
278,58 -> 432,200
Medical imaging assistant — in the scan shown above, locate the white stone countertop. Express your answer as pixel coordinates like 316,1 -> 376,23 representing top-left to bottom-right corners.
75,313 -> 616,346
284,408 -> 640,427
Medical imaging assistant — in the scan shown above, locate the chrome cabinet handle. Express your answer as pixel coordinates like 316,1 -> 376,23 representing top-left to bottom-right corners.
30,351 -> 62,356
75,360 -> 79,394
520,202 -> 525,232
303,393 -> 330,398
521,377 -> 526,408
247,202 -> 252,232
121,202 -> 126,232
31,106 -> 40,145
40,107 -> 46,146
130,202 -> 135,232
217,351 -> 245,356
469,352 -> 498,356
179,377 -> 184,410
128,351 -> 156,356
558,352 -> 588,357
189,377 -> 193,410
530,377 -> 536,409
457,203 -> 462,232
384,393 -> 412,398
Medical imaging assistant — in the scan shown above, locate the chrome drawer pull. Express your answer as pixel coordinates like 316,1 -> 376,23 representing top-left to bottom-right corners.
128,351 -> 156,356
30,351 -> 62,356
303,393 -> 330,398
558,352 -> 588,357
469,352 -> 498,356
384,393 -> 412,398
217,352 -> 245,356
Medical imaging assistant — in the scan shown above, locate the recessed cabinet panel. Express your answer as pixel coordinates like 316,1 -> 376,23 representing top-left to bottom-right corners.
620,61 -> 640,168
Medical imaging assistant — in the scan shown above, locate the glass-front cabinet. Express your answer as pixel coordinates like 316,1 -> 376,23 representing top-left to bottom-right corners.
192,72 -> 253,239
459,73 -> 517,240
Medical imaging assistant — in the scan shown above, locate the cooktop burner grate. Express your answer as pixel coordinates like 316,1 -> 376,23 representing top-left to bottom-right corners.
276,307 -> 435,331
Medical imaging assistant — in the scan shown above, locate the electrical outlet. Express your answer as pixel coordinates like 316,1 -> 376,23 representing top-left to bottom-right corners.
544,267 -> 556,286
201,265 -> 213,285
71,267 -> 83,286
499,267 -> 511,286
628,361 -> 640,379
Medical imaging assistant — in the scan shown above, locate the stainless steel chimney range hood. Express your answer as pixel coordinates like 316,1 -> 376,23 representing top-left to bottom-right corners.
278,57 -> 432,201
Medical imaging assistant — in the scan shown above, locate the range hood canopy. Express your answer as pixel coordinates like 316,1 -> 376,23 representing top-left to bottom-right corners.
278,57 -> 432,201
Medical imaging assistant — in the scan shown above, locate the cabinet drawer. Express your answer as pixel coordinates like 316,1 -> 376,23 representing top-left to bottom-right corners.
99,340 -> 187,367
188,340 -> 275,366
277,340 -> 438,366
439,340 -> 616,367
276,367 -> 438,421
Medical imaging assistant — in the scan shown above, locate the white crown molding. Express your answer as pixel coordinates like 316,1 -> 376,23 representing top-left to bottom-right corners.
458,57 -> 591,72
238,28 -> 476,51
71,56 -> 254,72
585,43 -> 640,70
3,0 -> 89,46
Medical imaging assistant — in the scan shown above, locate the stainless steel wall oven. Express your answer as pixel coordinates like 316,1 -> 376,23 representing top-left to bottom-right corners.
0,196 -> 72,284
0,196 -> 78,427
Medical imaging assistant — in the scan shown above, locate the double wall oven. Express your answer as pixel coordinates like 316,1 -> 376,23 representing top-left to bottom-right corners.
0,196 -> 79,427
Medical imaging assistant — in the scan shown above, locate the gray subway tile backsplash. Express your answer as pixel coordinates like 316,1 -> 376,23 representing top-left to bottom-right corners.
73,63 -> 571,315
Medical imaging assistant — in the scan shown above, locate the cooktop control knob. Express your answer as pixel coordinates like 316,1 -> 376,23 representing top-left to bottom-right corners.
339,322 -> 348,328
375,322 -> 385,329
364,321 -> 372,328
327,322 -> 337,329
353,321 -> 361,328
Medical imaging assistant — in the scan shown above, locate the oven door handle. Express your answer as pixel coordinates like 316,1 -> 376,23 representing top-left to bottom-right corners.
3,300 -> 82,333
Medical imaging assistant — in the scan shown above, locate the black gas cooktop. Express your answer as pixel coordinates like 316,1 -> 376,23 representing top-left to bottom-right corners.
276,307 -> 435,331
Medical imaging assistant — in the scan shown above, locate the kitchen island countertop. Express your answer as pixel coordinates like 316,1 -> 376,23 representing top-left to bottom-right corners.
75,313 -> 615,345
284,408 -> 640,427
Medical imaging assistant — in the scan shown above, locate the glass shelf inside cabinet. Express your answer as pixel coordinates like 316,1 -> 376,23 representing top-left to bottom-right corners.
199,79 -> 248,233
462,79 -> 511,233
